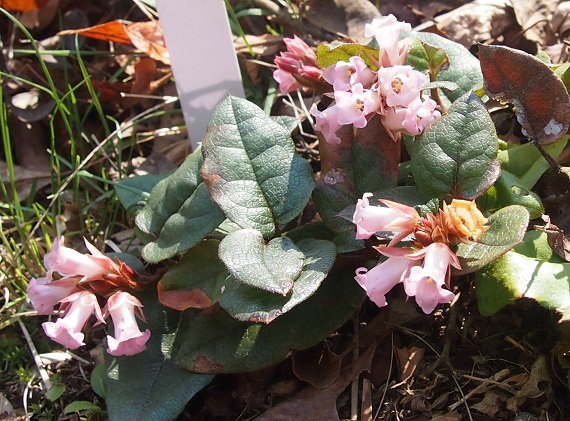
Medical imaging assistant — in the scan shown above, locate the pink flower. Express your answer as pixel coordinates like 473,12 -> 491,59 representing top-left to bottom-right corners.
105,291 -> 150,356
364,15 -> 411,67
401,97 -> 441,135
353,193 -> 419,244
322,56 -> 376,91
404,243 -> 461,314
27,274 -> 80,315
355,247 -> 417,307
273,68 -> 302,94
377,66 -> 426,108
334,83 -> 381,128
310,103 -> 342,144
42,291 -> 105,349
380,106 -> 407,140
44,236 -> 108,281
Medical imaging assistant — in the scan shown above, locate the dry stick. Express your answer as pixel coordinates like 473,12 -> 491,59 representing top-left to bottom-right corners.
17,317 -> 52,391
422,292 -> 460,377
351,315 -> 360,421
251,0 -> 339,41
19,97 -> 177,259
373,331 -> 395,421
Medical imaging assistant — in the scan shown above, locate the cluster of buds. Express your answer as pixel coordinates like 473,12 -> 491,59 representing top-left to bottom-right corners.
273,15 -> 441,143
27,237 -> 150,356
353,194 -> 489,314
273,35 -> 325,94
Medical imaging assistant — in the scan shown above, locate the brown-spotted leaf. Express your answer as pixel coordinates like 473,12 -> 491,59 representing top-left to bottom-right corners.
479,44 -> 570,145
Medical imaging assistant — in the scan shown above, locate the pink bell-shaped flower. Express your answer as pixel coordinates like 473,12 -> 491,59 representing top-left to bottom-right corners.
355,247 -> 417,307
322,56 -> 376,91
105,291 -> 150,357
310,104 -> 342,144
353,193 -> 419,244
42,291 -> 105,349
334,83 -> 381,128
404,242 -> 461,314
27,273 -> 80,315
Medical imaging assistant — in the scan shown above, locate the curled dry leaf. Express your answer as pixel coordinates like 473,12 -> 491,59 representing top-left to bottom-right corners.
58,20 -> 170,65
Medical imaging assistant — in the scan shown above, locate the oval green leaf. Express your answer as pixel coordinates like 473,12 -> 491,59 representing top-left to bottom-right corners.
201,96 -> 315,237
455,205 -> 529,274
219,229 -> 305,295
411,91 -> 500,199
135,147 -> 225,263
219,239 -> 337,323
175,268 -> 365,374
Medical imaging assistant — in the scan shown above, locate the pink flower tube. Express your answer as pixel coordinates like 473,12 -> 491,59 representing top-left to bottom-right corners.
353,193 -> 419,244
42,291 -> 105,349
404,242 -> 461,314
105,291 -> 150,356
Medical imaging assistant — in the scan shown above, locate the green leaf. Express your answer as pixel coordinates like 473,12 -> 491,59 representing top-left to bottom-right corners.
175,268 -> 365,373
406,38 -> 449,81
476,250 -> 570,318
514,230 -> 567,263
105,289 -> 213,421
271,115 -> 298,133
219,239 -> 336,323
477,170 -> 544,219
64,401 -> 102,414
135,147 -> 225,263
157,240 -> 230,311
411,91 -> 500,199
90,364 -> 107,398
219,229 -> 305,295
316,43 -> 380,70
115,173 -> 167,213
407,32 -> 483,105
497,135 -> 568,190
455,205 -> 529,274
201,96 -> 315,237
46,383 -> 65,401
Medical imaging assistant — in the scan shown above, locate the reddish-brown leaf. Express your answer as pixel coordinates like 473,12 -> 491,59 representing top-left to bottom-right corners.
479,44 -> 570,145
58,20 -> 132,44
0,0 -> 49,11
125,21 -> 170,65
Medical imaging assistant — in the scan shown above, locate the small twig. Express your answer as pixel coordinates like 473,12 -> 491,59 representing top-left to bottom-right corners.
17,316 -> 52,391
373,331 -> 395,421
351,315 -> 360,421
422,292 -> 460,377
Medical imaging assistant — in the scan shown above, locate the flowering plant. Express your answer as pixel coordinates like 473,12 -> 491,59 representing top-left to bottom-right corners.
28,14 -> 570,421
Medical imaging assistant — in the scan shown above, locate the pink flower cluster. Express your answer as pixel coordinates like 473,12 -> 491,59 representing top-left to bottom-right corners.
273,15 -> 441,143
352,193 -> 461,314
27,237 -> 150,356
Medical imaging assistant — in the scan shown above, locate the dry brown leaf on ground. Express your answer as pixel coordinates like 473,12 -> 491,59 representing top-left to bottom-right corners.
0,160 -> 50,201
394,346 -> 424,386
58,20 -> 170,65
303,0 -> 381,42
506,355 -> 552,412
256,344 -> 376,421
511,0 -> 558,47
0,0 -> 48,11
415,0 -> 518,49
292,343 -> 349,389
